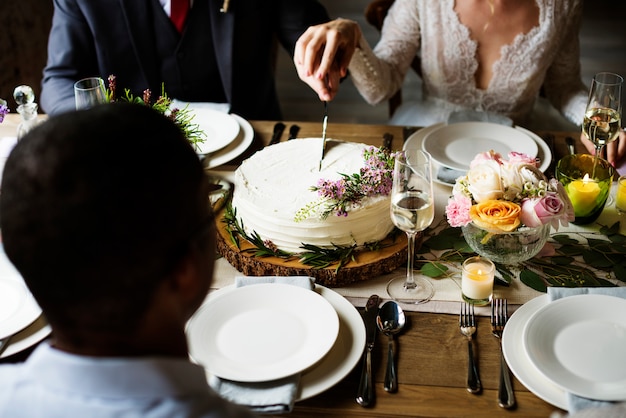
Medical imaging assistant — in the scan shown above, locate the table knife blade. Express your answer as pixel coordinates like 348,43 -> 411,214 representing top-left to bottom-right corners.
319,101 -> 328,171
356,294 -> 381,407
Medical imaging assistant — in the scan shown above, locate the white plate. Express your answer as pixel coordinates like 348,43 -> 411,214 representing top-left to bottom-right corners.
405,123 -> 552,186
502,295 -> 567,410
194,284 -> 365,401
0,274 -> 42,340
187,283 -> 339,382
0,315 -> 51,359
422,122 -> 538,172
523,294 -> 626,401
191,108 -> 240,155
204,114 -> 254,169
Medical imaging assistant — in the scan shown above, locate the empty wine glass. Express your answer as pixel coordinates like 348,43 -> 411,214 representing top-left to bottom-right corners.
583,72 -> 623,176
74,77 -> 107,110
386,149 -> 435,304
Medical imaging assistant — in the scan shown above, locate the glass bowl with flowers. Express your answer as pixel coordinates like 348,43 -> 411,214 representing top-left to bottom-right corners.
445,150 -> 574,265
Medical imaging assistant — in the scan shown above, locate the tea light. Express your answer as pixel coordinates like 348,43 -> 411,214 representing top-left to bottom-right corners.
461,256 -> 495,306
567,174 -> 601,217
616,176 -> 626,215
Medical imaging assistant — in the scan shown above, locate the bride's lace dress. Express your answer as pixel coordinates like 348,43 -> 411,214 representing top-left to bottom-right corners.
349,0 -> 587,129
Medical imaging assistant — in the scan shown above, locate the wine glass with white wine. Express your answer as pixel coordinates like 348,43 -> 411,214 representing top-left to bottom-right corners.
386,148 -> 435,304
583,72 -> 623,176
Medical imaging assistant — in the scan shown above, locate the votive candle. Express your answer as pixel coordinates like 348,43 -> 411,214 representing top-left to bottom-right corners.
567,174 -> 601,217
616,176 -> 626,215
462,256 -> 495,306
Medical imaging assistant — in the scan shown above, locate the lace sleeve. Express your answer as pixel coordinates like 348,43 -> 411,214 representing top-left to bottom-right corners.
348,0 -> 421,105
542,0 -> 588,125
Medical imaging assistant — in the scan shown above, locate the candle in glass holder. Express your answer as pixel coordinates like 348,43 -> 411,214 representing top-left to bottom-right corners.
461,256 -> 495,306
616,176 -> 626,215
567,174 -> 601,217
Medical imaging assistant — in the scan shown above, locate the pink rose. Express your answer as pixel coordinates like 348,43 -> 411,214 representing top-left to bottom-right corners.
469,150 -> 503,168
507,152 -> 538,167
519,192 -> 568,229
445,195 -> 472,227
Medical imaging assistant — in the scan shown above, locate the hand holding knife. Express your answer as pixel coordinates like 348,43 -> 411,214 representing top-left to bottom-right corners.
356,294 -> 381,407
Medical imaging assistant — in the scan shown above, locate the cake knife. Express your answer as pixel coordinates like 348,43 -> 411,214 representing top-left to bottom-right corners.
319,101 -> 328,171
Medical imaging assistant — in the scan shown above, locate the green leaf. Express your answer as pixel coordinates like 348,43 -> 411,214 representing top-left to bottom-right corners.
613,264 -> 626,282
520,270 -> 547,292
551,255 -> 575,265
420,262 -> 448,278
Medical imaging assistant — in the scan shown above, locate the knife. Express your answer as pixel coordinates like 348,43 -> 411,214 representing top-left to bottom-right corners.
288,124 -> 300,140
356,294 -> 381,407
319,101 -> 328,171
268,122 -> 285,146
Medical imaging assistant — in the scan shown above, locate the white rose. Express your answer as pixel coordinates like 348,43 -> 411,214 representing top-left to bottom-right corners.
500,164 -> 524,200
467,161 -> 503,203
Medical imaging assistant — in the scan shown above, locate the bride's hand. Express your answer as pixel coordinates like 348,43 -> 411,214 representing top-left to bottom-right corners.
580,129 -> 626,166
294,19 -> 361,101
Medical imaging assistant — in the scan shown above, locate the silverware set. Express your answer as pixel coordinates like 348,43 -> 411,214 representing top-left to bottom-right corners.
459,299 -> 516,409
267,122 -> 300,146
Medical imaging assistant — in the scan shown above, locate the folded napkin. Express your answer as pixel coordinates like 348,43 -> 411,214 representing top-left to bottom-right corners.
547,287 -> 626,414
447,109 -> 514,126
170,99 -> 231,114
209,276 -> 315,414
436,165 -> 465,185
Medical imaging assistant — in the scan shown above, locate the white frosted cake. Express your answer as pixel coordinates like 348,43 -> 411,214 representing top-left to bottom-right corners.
231,138 -> 395,254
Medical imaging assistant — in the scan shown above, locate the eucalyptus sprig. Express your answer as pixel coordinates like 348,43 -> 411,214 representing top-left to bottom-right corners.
417,220 -> 626,293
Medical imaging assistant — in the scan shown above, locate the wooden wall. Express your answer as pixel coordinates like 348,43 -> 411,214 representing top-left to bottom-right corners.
0,1 -> 53,111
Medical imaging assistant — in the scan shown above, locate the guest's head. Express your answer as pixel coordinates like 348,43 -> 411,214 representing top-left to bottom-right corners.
0,103 -> 215,355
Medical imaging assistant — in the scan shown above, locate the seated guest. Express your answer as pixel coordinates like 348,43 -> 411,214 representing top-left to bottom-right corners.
0,103 -> 256,417
294,0 -> 626,165
40,0 -> 329,120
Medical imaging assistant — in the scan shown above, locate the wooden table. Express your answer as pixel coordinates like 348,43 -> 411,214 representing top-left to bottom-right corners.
0,115 -> 586,415
245,121 -> 583,418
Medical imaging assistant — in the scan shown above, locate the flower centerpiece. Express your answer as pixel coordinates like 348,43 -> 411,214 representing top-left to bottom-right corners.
445,150 -> 574,264
0,98 -> 9,123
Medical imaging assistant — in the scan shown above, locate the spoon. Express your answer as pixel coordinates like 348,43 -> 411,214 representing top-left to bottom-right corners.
376,300 -> 406,393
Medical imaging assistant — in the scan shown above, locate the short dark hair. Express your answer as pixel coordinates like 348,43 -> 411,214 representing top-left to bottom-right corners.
0,103 -> 207,334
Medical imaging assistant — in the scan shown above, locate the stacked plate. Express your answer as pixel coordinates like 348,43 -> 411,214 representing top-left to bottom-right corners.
186,283 -> 366,400
404,122 -> 552,186
502,294 -> 626,410
0,249 -> 51,359
172,102 -> 254,168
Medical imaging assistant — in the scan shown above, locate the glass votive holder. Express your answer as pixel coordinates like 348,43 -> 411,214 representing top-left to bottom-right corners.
555,154 -> 614,224
461,256 -> 495,306
616,176 -> 626,215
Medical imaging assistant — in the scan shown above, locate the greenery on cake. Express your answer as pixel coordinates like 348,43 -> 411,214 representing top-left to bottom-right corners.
223,203 -> 401,271
105,75 -> 206,148
294,146 -> 395,221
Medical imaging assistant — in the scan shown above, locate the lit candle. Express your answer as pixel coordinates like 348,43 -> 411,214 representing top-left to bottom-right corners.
567,174 -> 601,217
461,256 -> 495,305
617,176 -> 626,215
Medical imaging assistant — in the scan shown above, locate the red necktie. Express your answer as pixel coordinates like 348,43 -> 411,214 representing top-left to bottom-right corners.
170,0 -> 189,33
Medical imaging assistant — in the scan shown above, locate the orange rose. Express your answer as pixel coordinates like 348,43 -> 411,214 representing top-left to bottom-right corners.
469,200 -> 521,232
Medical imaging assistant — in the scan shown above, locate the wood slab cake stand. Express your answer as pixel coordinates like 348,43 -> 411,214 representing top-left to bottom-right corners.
215,211 -> 412,287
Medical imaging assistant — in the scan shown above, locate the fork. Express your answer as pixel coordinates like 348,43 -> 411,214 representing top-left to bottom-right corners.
491,298 -> 516,409
459,302 -> 481,394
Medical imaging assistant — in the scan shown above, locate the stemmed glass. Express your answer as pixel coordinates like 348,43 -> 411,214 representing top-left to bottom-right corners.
74,77 -> 107,110
386,148 -> 435,304
583,72 -> 623,176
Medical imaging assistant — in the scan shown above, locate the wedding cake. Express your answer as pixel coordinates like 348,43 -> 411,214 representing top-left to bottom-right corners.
231,138 -> 395,254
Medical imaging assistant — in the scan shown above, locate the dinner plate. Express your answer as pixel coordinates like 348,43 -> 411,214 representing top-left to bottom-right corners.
0,315 -> 51,359
190,108 -> 240,155
0,279 -> 42,340
204,114 -> 254,169
421,122 -> 539,172
187,283 -> 339,382
192,284 -> 366,401
502,295 -> 567,410
523,294 -> 626,401
405,123 -> 552,186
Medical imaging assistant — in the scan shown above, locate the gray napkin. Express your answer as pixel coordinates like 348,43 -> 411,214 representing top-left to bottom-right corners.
547,287 -> 626,413
447,109 -> 514,126
209,276 -> 315,414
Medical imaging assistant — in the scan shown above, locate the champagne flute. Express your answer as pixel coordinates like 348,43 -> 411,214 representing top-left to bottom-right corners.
74,77 -> 107,110
583,72 -> 623,176
386,149 -> 435,304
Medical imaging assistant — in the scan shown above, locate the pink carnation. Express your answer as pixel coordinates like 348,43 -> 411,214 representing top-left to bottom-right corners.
445,195 -> 472,227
